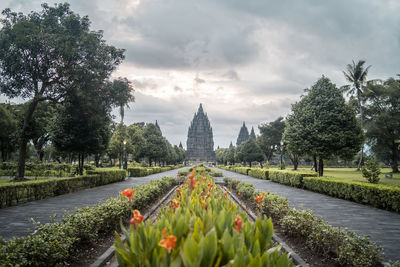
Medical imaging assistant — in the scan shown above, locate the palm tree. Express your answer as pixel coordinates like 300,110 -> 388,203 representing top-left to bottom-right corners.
342,60 -> 371,170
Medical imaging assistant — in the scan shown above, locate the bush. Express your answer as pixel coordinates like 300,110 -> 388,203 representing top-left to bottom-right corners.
127,165 -> 182,177
303,177 -> 400,213
248,168 -> 269,180
236,182 -> 255,199
234,167 -> 251,175
0,170 -> 126,208
211,169 -> 223,177
0,177 -> 178,266
362,159 -> 381,183
269,170 -> 317,187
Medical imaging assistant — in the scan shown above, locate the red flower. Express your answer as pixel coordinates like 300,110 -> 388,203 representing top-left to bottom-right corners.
121,189 -> 135,201
170,199 -> 180,210
130,209 -> 144,228
202,177 -> 206,181
234,215 -> 243,233
159,228 -> 177,252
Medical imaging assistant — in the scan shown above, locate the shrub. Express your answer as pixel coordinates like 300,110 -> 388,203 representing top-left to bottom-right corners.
248,168 -> 269,180
260,192 -> 290,220
303,177 -> 400,213
0,177 -> 178,266
269,170 -> 317,188
128,165 -> 182,177
362,159 -> 381,183
234,167 -> 251,175
211,169 -> 223,177
236,181 -> 255,199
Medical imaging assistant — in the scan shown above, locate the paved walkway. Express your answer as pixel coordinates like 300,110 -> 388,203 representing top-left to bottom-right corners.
0,168 -> 183,240
215,168 -> 400,262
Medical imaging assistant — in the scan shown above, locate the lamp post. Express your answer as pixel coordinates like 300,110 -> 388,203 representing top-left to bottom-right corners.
123,140 -> 127,170
280,140 -> 284,170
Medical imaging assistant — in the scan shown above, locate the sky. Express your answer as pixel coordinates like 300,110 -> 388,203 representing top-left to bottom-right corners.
1,0 -> 399,148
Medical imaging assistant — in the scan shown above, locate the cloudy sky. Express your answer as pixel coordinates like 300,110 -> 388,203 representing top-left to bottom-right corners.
1,0 -> 399,148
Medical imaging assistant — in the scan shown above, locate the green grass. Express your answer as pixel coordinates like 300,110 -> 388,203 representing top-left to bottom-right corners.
323,167 -> 400,187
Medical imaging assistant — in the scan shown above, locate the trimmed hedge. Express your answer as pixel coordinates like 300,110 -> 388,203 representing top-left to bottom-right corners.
268,170 -> 317,187
127,165 -> 183,177
0,162 -> 95,177
0,177 -> 178,266
0,170 -> 126,209
303,177 -> 400,213
224,178 -> 384,267
248,168 -> 269,180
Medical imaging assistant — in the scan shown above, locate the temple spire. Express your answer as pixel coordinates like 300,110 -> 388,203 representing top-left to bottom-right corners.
250,126 -> 256,140
236,121 -> 249,146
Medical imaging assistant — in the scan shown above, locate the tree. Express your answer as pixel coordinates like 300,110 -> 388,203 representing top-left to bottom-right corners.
51,86 -> 113,174
226,142 -> 236,165
126,124 -> 146,162
257,117 -> 285,161
109,78 -> 134,124
364,77 -> 400,173
216,148 -> 226,165
174,145 -> 185,164
236,139 -> 264,167
284,76 -> 363,176
0,4 -> 124,180
0,103 -> 17,162
342,60 -> 371,170
142,123 -> 168,165
107,124 -> 133,168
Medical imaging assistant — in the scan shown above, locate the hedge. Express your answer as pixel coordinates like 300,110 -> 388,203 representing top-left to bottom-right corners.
127,165 -> 183,177
0,177 -> 178,266
303,177 -> 400,213
248,168 -> 269,180
0,170 -> 126,209
268,170 -> 317,187
224,178 -> 384,267
0,162 -> 95,177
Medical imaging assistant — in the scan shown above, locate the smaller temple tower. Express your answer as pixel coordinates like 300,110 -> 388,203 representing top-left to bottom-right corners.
236,122 -> 250,146
250,126 -> 256,140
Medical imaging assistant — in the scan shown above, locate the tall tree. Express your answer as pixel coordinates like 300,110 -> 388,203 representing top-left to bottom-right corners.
285,76 -> 363,176
109,77 -> 134,124
0,4 -> 124,180
257,117 -> 285,161
364,77 -> 400,173
142,123 -> 168,166
342,60 -> 371,170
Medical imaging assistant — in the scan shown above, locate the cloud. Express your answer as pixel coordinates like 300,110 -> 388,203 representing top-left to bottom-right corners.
1,0 -> 399,148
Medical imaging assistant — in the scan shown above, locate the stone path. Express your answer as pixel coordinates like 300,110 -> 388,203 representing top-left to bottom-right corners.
0,168 -> 183,240
215,168 -> 400,262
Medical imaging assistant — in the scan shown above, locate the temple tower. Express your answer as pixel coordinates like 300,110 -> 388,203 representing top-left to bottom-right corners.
236,122 -> 249,146
186,104 -> 215,162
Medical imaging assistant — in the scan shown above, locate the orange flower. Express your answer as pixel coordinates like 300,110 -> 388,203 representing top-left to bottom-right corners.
122,189 -> 135,201
201,200 -> 207,210
207,192 -> 210,198
169,199 -> 180,210
202,177 -> 206,181
159,228 -> 177,252
238,191 -> 241,195
130,209 -> 144,228
176,188 -> 181,196
234,215 -> 243,233
224,191 -> 228,199
254,192 -> 265,206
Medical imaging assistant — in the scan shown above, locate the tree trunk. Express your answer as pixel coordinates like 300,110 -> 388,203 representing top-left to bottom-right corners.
15,100 -> 39,180
313,155 -> 318,172
318,158 -> 324,177
78,153 -> 84,175
293,159 -> 298,171
249,161 -> 252,167
118,152 -> 122,169
357,92 -> 364,171
95,154 -> 100,168
392,144 -> 399,173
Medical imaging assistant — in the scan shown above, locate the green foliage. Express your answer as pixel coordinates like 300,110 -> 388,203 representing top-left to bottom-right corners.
268,170 -> 317,188
303,177 -> 400,213
257,117 -> 285,161
362,159 -> 381,183
236,139 -> 264,166
115,172 -> 292,267
0,170 -> 126,208
225,178 -> 384,266
283,76 -> 363,176
364,77 -> 400,173
0,177 -> 177,266
248,168 -> 269,180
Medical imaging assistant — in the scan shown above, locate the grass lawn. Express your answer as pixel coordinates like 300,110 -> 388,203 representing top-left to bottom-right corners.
323,167 -> 400,187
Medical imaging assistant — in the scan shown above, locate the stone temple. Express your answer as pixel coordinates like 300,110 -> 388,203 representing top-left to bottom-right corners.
186,104 -> 215,162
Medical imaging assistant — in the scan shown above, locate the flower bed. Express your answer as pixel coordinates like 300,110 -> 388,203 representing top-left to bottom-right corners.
224,177 -> 384,266
0,177 -> 178,266
115,168 -> 293,266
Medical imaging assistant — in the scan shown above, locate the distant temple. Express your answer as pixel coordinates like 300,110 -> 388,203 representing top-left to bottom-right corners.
236,122 -> 250,146
186,104 -> 215,162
